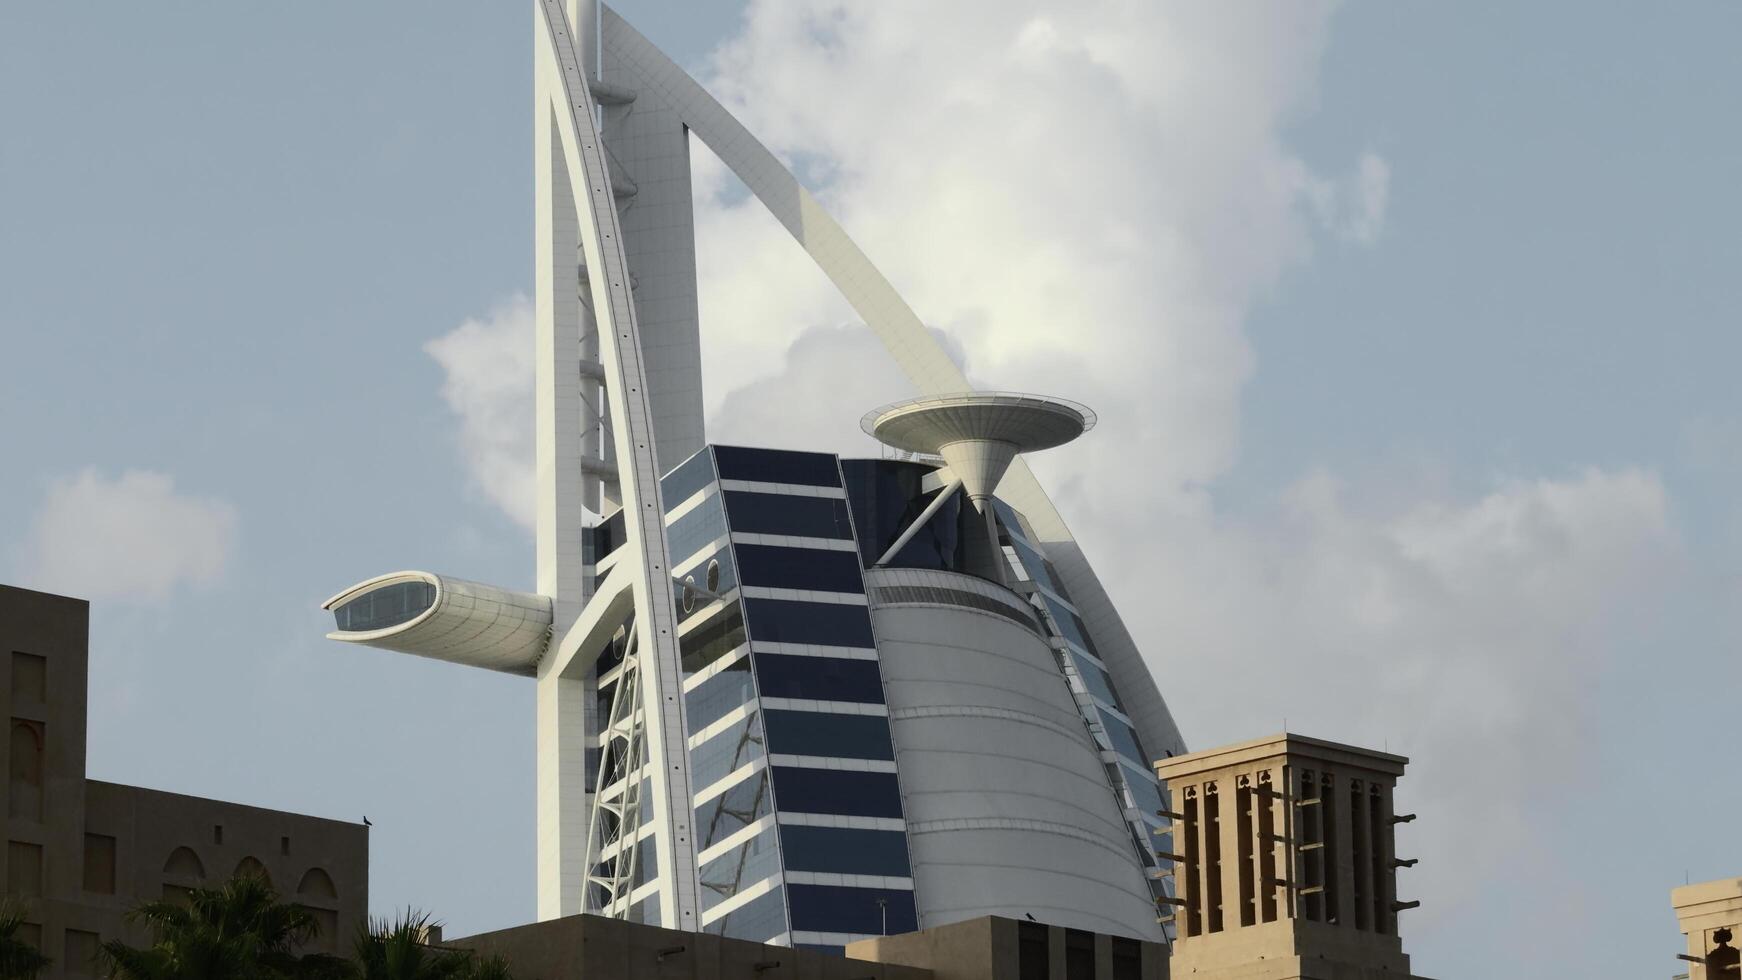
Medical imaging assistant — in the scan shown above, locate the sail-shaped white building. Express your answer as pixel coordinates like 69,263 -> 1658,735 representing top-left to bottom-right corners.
322,1 -> 1187,954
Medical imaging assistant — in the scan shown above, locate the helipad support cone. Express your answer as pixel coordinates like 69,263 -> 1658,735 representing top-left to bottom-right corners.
937,438 -> 1021,506
862,392 -> 1096,583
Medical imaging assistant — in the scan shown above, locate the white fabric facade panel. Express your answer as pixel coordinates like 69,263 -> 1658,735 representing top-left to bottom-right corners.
870,600 -> 1162,941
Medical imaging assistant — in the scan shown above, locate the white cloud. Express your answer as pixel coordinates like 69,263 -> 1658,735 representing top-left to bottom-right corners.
709,325 -> 914,454
435,4 -> 1391,529
20,469 -> 237,602
1305,150 -> 1391,245
425,295 -> 536,529
1347,152 -> 1392,244
676,4 -> 1670,969
707,323 -> 974,454
692,0 -> 1388,516
1144,467 -> 1678,917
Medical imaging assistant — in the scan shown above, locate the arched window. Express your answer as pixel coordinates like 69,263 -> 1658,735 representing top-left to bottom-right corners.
234,856 -> 271,886
8,720 -> 44,821
296,867 -> 338,902
163,846 -> 206,879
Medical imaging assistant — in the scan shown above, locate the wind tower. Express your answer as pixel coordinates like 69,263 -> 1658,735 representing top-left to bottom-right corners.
1154,734 -> 1429,979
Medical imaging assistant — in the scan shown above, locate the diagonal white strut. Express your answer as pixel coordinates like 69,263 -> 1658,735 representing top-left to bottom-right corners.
874,477 -> 962,567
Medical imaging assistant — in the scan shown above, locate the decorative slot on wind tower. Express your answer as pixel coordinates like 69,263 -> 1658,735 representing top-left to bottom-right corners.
1370,782 -> 1390,935
1236,775 -> 1256,927
1257,769 -> 1279,923
1182,786 -> 1202,937
1205,782 -> 1224,933
1351,778 -> 1369,931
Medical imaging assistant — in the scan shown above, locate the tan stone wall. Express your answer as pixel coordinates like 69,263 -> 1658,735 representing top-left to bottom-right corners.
1,584 -> 368,977
2,586 -> 91,976
83,781 -> 368,954
846,915 -> 1166,980
452,913 -> 933,980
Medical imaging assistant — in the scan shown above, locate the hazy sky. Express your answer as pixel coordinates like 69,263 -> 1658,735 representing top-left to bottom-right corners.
2,4 -> 1738,977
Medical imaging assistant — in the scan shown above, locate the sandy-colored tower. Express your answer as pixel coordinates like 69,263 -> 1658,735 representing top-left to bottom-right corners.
1673,877 -> 1742,979
1155,734 -> 1429,979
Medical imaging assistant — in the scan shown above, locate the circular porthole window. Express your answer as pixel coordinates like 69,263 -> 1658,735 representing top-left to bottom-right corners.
681,575 -> 697,614
705,559 -> 721,594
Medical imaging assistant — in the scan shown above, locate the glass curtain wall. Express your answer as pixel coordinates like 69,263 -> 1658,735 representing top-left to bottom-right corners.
673,447 -> 918,951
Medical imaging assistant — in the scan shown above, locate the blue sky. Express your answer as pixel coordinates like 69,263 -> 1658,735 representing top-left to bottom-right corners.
2,3 -> 1737,976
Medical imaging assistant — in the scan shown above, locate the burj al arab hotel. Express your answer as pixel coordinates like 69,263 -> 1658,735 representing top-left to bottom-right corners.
322,0 -> 1187,955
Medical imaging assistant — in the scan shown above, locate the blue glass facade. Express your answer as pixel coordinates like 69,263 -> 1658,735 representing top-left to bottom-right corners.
665,447 -> 916,949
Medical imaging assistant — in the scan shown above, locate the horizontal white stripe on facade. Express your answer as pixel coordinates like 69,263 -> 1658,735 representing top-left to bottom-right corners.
590,547 -> 625,576
758,697 -> 887,716
776,813 -> 906,832
676,593 -> 740,639
730,532 -> 859,552
596,820 -> 656,863
1094,698 -> 1138,730
766,754 -> 898,773
783,872 -> 914,890
699,874 -> 780,923
688,701 -> 759,746
593,766 -> 650,805
737,585 -> 867,605
1053,634 -> 1111,674
692,758 -> 766,805
696,813 -> 776,865
716,478 -> 848,499
749,640 -> 879,661
596,660 -> 626,690
664,483 -> 718,523
672,534 -> 732,573
1037,584 -> 1080,618
681,645 -> 749,690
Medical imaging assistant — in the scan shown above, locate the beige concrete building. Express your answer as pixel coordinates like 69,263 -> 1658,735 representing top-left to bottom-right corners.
2,584 -> 369,977
450,912 -> 930,980
448,912 -> 1166,980
1672,876 -> 1742,979
1154,734 -> 1428,980
848,915 -> 1165,980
